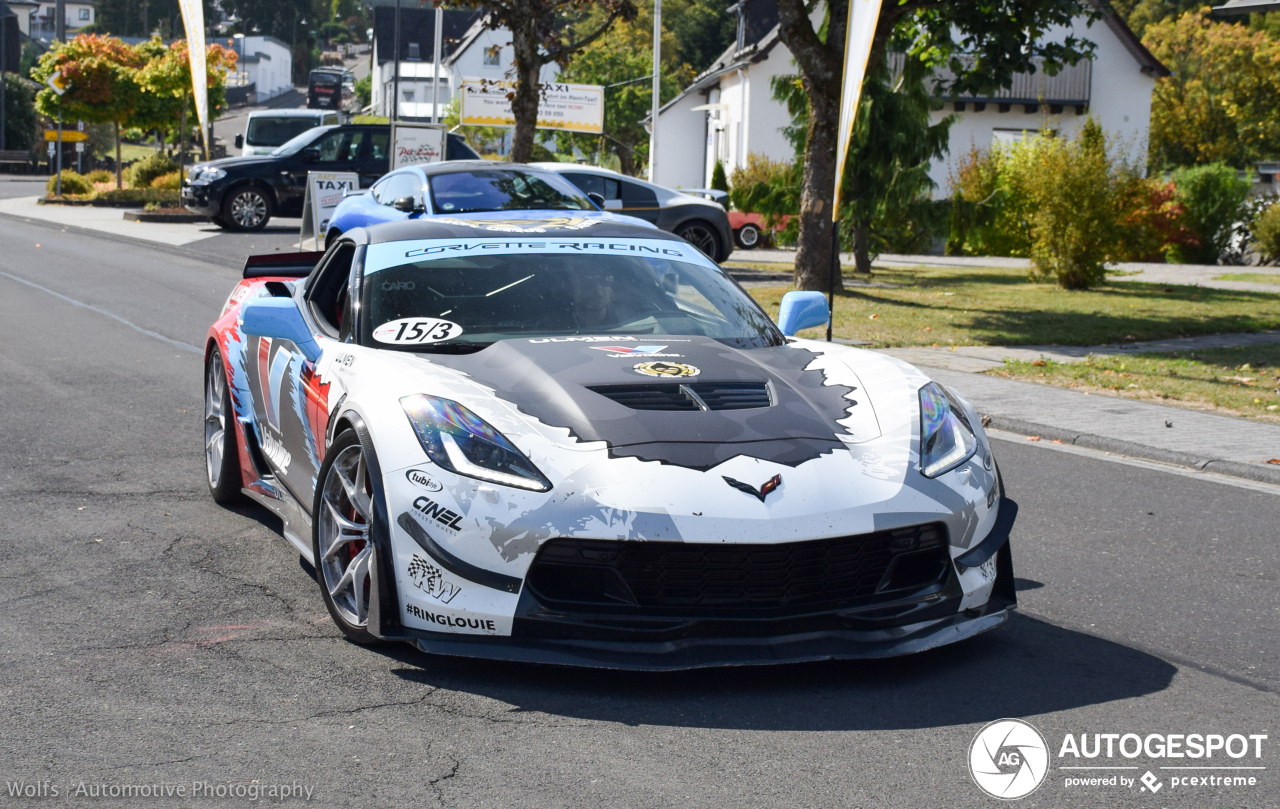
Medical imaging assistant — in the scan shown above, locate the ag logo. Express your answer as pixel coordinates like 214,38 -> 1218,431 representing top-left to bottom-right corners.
633,361 -> 700,378
969,719 -> 1049,800
406,469 -> 443,492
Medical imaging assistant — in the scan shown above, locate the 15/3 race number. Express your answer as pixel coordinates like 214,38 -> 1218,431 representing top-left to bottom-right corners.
371,318 -> 464,345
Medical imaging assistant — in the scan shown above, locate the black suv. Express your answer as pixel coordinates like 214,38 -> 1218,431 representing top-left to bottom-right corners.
181,124 -> 481,231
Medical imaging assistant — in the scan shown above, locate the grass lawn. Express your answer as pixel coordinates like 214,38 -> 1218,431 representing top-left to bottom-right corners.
1213,272 -> 1280,286
992,345 -> 1280,422
117,143 -> 161,163
742,263 -> 1280,347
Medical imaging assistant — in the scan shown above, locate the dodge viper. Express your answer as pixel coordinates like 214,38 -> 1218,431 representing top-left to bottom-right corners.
203,214 -> 1017,669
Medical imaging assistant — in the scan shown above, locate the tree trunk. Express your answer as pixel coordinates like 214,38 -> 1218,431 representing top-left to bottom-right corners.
793,90 -> 842,292
114,120 -> 122,189
617,145 -> 634,177
508,13 -> 543,164
851,218 -> 872,275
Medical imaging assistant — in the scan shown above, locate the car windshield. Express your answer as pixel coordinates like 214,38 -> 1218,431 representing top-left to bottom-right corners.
427,169 -> 593,214
360,238 -> 780,352
246,116 -> 322,147
271,125 -> 333,156
311,72 -> 341,87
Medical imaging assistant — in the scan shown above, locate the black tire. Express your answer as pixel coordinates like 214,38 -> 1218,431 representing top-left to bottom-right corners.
204,350 -> 244,504
675,220 -> 724,262
735,223 -> 762,249
210,215 -> 231,229
313,429 -> 382,644
221,184 -> 273,231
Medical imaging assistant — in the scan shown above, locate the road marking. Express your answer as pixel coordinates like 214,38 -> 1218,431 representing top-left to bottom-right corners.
0,270 -> 202,354
988,428 -> 1280,497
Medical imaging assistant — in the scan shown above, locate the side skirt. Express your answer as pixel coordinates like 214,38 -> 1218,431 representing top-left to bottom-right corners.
243,486 -> 315,567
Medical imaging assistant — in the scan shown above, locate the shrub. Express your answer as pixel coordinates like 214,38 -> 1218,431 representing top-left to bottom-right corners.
1167,163 -> 1251,264
949,143 -> 1033,257
124,151 -> 180,189
85,169 -> 114,184
710,160 -> 728,194
93,188 -> 181,205
121,127 -> 146,143
151,170 -> 182,191
1115,178 -> 1199,262
46,170 -> 93,196
728,153 -> 797,217
1252,201 -> 1280,262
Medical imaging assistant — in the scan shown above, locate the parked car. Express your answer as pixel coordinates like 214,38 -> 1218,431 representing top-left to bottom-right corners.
181,124 -> 481,231
235,109 -> 340,157
307,68 -> 357,113
202,213 -> 1016,667
532,164 -> 734,262
324,162 -> 654,246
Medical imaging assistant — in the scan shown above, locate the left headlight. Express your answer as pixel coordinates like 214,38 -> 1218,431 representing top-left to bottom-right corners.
190,167 -> 226,183
401,394 -> 552,492
919,382 -> 977,478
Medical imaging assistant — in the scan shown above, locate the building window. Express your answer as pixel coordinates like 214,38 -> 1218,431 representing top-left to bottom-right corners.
78,8 -> 90,20
483,45 -> 501,66
407,42 -> 421,61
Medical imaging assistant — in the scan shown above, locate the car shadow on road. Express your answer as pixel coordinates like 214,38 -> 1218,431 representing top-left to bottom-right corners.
381,612 -> 1175,732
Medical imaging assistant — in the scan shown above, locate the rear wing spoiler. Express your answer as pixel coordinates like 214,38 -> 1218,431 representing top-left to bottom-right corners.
242,251 -> 324,279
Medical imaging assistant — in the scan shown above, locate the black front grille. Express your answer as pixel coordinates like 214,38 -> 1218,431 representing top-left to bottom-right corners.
526,524 -> 950,614
591,382 -> 771,411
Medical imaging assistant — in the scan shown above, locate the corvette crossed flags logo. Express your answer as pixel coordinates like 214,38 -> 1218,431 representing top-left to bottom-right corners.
721,474 -> 782,502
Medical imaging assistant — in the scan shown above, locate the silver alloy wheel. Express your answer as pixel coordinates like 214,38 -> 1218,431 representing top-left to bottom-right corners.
678,223 -> 719,260
204,359 -> 227,488
317,444 -> 374,627
229,189 -> 268,229
738,223 -> 761,248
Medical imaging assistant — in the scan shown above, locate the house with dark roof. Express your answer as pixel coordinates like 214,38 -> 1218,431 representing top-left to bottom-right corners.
370,5 -> 481,119
651,0 -> 1168,192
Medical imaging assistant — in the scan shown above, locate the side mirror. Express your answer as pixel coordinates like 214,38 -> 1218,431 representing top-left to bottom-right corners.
777,290 -> 830,337
586,191 -> 605,209
393,195 -> 423,213
301,147 -> 320,163
234,134 -> 244,149
240,297 -> 322,363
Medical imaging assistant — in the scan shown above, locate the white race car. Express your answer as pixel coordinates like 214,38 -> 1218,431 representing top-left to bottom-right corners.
203,214 -> 1017,669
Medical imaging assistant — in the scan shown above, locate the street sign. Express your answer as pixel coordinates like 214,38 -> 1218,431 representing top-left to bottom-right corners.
390,122 -> 446,170
46,141 -> 55,156
44,130 -> 88,142
45,70 -> 67,96
75,142 -> 84,153
459,79 -> 604,134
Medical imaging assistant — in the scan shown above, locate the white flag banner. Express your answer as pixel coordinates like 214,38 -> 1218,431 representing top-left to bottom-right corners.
177,0 -> 209,159
832,0 -> 884,219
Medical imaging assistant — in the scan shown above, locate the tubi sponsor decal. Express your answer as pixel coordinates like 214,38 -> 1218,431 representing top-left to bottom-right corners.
406,469 -> 443,492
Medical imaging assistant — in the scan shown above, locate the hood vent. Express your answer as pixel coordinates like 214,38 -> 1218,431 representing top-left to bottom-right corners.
591,382 -> 772,411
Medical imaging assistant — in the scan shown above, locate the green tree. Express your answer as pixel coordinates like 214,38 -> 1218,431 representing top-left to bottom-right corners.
134,36 -> 238,153
2,74 -> 38,152
710,160 -> 728,192
661,0 -> 737,74
773,0 -> 1096,292
450,0 -> 637,163
1167,163 -> 1250,264
1110,0 -> 1201,38
30,34 -> 145,188
1144,9 -> 1280,170
554,9 -> 691,175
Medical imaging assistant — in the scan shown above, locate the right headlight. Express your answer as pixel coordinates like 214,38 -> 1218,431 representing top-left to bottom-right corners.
188,166 -> 226,183
401,394 -> 552,492
919,382 -> 977,478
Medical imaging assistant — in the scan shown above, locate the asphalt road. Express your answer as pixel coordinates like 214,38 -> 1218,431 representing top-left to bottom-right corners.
1,207 -> 1278,808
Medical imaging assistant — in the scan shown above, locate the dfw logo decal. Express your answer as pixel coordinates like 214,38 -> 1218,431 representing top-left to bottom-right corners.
590,344 -> 681,358
407,554 -> 460,603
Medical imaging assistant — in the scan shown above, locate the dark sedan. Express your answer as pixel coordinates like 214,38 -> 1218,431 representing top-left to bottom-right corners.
532,163 -> 733,262
181,124 -> 480,231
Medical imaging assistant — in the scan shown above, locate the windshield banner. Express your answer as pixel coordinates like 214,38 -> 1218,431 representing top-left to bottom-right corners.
366,237 -> 718,274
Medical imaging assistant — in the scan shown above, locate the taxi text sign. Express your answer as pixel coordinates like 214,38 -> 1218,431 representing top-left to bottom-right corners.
391,122 -> 447,170
299,171 -> 359,251
459,80 -> 604,134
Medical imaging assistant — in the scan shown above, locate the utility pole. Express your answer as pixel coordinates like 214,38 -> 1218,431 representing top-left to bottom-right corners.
54,0 -> 64,42
647,0 -> 660,183
392,0 -> 401,121
430,5 -> 442,124
1,0 -> 8,152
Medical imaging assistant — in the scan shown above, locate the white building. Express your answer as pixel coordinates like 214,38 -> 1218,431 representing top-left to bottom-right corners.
652,0 -> 1167,193
443,16 -> 561,98
370,6 -> 481,120
29,0 -> 94,38
229,35 -> 293,101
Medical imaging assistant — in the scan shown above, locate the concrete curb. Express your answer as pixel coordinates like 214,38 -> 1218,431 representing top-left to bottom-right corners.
985,415 -> 1280,486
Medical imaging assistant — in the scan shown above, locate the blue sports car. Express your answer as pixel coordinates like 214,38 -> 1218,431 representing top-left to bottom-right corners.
324,161 -> 653,247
